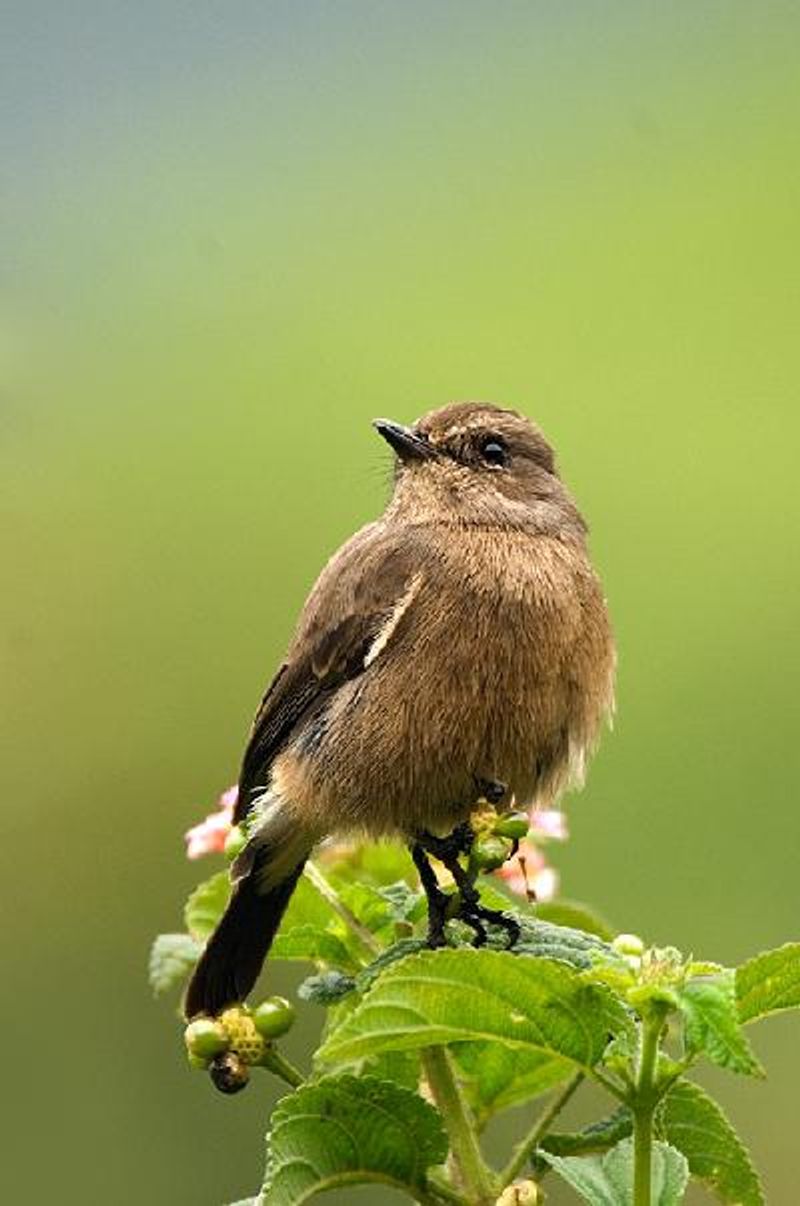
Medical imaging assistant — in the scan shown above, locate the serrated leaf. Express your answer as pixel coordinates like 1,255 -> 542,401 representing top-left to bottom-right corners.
298,970 -> 356,1004
271,924 -> 357,970
514,918 -> 617,971
454,1041 -> 572,1122
285,874 -> 341,930
262,1075 -> 447,1204
543,1137 -> 688,1205
679,973 -> 764,1076
736,942 -> 800,1024
661,1080 -> 764,1206
336,880 -> 396,934
184,871 -> 230,941
319,948 -> 629,1069
360,1049 -> 421,1091
377,880 -> 426,923
355,938 -> 428,992
148,933 -> 202,996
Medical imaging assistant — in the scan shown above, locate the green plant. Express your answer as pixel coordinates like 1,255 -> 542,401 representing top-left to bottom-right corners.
151,825 -> 799,1205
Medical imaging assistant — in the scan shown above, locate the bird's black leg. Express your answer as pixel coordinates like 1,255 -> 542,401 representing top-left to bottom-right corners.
410,842 -> 449,948
418,824 -> 521,949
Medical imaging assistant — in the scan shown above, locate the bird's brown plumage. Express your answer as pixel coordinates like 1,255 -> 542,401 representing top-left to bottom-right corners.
185,401 -> 615,1018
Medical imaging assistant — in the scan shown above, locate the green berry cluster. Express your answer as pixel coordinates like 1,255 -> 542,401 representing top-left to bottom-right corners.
468,808 -> 529,873
184,997 -> 296,1094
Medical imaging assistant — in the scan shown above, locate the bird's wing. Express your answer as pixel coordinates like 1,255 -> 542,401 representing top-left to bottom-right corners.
234,522 -> 423,824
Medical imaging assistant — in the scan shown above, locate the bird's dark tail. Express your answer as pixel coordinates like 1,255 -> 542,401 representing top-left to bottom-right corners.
184,820 -> 310,1019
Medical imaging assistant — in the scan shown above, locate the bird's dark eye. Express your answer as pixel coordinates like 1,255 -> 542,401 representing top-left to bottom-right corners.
479,437 -> 508,467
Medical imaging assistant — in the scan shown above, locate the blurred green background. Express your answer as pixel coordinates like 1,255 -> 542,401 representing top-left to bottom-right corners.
2,3 -> 799,1203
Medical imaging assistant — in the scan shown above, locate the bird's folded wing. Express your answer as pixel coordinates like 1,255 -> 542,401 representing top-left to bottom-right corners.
234,522 -> 424,824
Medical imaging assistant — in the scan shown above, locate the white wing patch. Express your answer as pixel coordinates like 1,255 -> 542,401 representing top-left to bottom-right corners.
364,572 -> 423,668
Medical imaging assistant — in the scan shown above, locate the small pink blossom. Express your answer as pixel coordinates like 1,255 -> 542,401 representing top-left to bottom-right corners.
495,838 -> 559,901
185,785 -> 237,859
530,808 -> 568,842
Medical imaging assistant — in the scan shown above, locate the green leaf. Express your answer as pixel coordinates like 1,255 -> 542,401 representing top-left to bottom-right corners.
534,899 -> 615,942
540,1108 -> 633,1159
319,948 -> 629,1069
360,1049 -> 421,1092
298,970 -> 356,1004
514,918 -> 617,971
355,938 -> 428,992
282,874 -> 340,931
454,1042 -> 572,1122
271,924 -> 357,971
184,871 -> 230,941
336,880 -> 396,934
736,942 -> 800,1024
661,1080 -> 764,1206
678,972 -> 764,1076
262,1075 -> 447,1205
148,933 -> 202,996
543,1137 -> 688,1205
377,880 -> 426,923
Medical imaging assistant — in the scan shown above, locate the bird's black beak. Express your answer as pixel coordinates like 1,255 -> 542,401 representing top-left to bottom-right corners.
373,418 -> 434,462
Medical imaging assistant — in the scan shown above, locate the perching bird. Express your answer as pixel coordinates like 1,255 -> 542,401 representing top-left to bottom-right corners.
185,402 -> 615,1019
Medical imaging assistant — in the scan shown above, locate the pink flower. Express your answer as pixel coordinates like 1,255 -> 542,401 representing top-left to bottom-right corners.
495,838 -> 560,902
530,808 -> 568,842
185,785 -> 237,859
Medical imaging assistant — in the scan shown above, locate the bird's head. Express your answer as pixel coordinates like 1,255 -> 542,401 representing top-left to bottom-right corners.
374,401 -> 586,535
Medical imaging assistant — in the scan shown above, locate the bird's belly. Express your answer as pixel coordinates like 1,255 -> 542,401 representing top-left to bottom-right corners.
284,586 -> 610,837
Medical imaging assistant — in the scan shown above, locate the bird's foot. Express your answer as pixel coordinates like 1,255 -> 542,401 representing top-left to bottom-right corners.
415,823 -> 520,950
453,880 -> 521,949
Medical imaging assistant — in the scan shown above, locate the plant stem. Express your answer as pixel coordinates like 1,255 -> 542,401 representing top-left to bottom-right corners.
500,1071 -> 584,1186
632,1006 -> 666,1206
304,860 -> 381,956
261,1047 -> 305,1089
421,1046 -> 497,1206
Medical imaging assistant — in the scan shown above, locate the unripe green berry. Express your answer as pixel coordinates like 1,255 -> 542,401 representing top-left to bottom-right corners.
187,1051 -> 209,1070
209,1051 -> 249,1094
493,811 -> 530,840
471,834 -> 513,871
224,825 -> 247,860
184,1018 -> 229,1060
253,996 -> 296,1040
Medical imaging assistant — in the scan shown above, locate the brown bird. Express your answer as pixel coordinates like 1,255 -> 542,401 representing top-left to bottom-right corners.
185,402 -> 615,1019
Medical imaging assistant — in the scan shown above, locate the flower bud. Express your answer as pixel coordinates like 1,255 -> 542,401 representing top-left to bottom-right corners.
209,1051 -> 249,1094
612,933 -> 645,957
224,825 -> 247,860
252,996 -> 296,1040
219,1006 -> 267,1064
496,1181 -> 539,1204
471,834 -> 513,872
493,811 -> 530,840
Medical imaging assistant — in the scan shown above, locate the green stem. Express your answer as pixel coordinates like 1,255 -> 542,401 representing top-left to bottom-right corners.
421,1047 -> 497,1206
425,1171 -> 472,1205
500,1071 -> 584,1186
590,1065 -> 629,1102
304,860 -> 381,956
260,1047 -> 305,1089
632,1007 -> 666,1206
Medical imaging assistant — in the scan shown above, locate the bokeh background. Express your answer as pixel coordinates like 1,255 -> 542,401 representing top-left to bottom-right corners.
2,3 -> 799,1203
